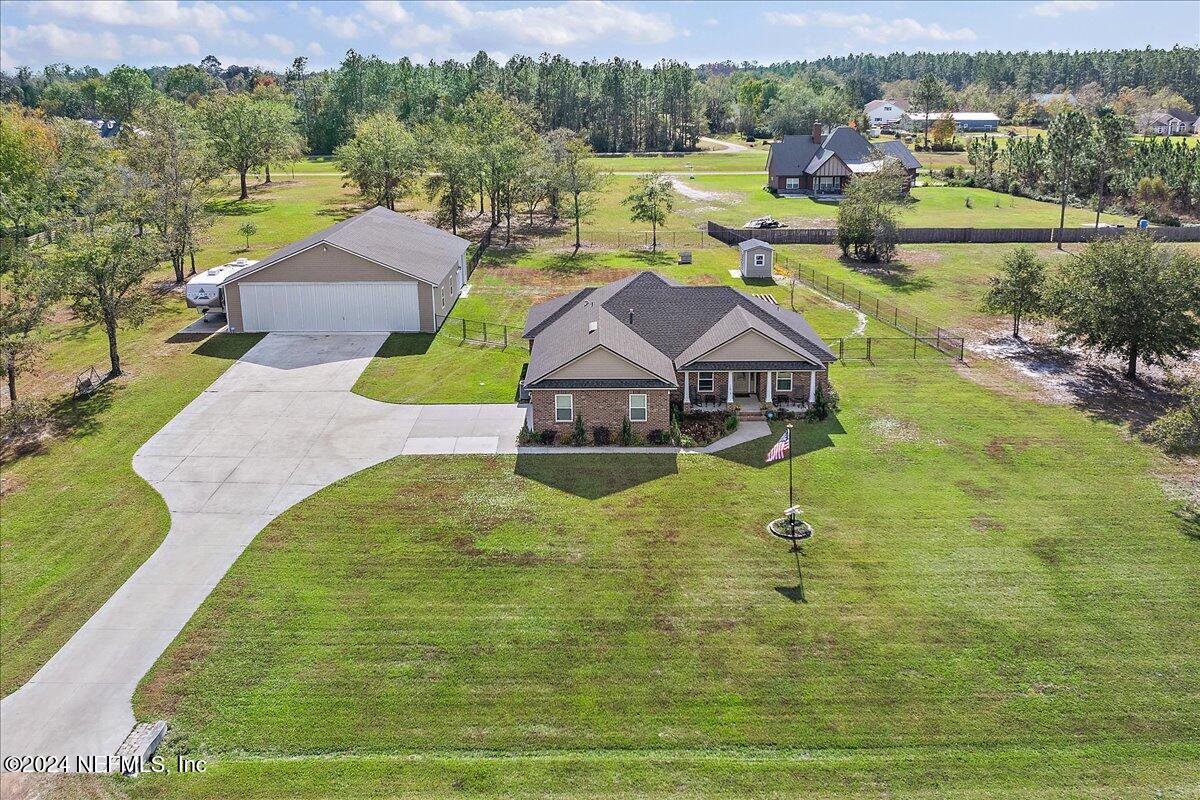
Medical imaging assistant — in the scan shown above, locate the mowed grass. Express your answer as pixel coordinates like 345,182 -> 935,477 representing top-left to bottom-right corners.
592,150 -> 766,173
353,331 -> 528,404
0,322 -> 262,695
677,175 -> 1133,230
131,361 -> 1199,793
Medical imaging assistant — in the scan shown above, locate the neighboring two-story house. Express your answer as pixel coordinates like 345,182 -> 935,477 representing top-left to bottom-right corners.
864,99 -> 908,127
766,123 -> 920,197
521,272 -> 838,436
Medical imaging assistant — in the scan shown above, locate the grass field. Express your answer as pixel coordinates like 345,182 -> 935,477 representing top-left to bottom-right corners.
126,360 -> 1198,795
353,332 -> 528,404
592,150 -> 766,173
0,324 -> 262,696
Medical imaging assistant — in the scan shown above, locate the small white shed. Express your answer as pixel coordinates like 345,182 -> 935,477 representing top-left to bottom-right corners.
738,239 -> 775,279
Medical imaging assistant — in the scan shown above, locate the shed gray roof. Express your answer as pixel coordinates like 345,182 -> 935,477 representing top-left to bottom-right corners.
523,272 -> 836,389
222,206 -> 470,287
737,238 -> 772,251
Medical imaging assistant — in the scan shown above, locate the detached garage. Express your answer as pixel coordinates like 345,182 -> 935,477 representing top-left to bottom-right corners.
221,207 -> 470,333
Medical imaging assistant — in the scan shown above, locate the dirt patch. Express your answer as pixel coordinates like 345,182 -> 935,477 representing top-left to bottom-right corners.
971,515 -> 1005,532
1029,535 -> 1062,568
451,534 -> 547,566
956,479 -> 998,500
984,435 -> 1033,463
867,416 -> 921,446
487,265 -> 638,290
0,472 -> 27,496
669,177 -> 738,204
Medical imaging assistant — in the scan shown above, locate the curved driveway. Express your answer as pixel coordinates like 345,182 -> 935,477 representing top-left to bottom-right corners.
0,333 -> 526,769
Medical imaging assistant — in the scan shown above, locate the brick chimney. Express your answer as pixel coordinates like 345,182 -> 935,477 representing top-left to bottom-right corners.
811,121 -> 823,144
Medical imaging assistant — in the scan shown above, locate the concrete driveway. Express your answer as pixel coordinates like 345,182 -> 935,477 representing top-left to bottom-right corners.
0,333 -> 525,770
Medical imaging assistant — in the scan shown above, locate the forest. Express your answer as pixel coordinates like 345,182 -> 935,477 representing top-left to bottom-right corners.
2,47 -> 1197,155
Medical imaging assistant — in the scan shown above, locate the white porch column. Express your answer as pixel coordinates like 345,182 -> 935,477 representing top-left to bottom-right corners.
727,371 -> 734,403
765,371 -> 773,403
683,371 -> 690,404
808,370 -> 817,403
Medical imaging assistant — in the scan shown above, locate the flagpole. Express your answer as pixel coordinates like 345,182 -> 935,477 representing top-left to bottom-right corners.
786,422 -> 794,525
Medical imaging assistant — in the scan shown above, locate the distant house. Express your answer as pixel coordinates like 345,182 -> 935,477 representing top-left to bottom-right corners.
521,272 -> 838,436
738,239 -> 774,279
864,99 -> 908,127
1137,110 -> 1197,136
80,119 -> 123,138
905,111 -> 1001,133
766,123 -> 920,197
1034,92 -> 1077,106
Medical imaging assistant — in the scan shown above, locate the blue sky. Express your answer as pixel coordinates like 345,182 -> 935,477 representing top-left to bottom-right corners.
1,1 -> 1196,73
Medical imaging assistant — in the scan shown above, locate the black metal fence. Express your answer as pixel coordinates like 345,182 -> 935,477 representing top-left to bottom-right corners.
780,255 -> 966,359
560,229 -> 715,250
466,225 -> 494,278
707,220 -> 1200,246
832,335 -> 965,362
438,315 -> 519,349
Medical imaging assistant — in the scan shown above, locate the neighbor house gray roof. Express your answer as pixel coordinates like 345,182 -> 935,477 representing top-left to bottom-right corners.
523,272 -> 836,389
878,140 -> 922,170
737,238 -> 772,251
768,125 -> 918,178
222,206 -> 470,287
1167,107 -> 1199,124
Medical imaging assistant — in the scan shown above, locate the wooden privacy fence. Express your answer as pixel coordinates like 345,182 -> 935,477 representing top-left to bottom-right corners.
706,220 -> 1200,245
439,315 -> 518,349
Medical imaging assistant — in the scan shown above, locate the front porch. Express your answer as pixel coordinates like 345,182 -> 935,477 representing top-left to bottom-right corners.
681,368 -> 820,415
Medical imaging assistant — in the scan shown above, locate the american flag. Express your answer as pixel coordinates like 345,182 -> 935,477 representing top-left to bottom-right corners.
766,428 -> 790,463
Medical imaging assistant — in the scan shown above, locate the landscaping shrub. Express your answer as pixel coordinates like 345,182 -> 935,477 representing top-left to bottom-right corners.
518,426 -> 537,445
538,428 -> 557,445
592,426 -> 612,446
670,414 -> 682,447
619,416 -> 634,446
679,412 -> 729,445
724,413 -> 739,432
571,414 -> 587,446
646,429 -> 665,445
806,384 -> 840,422
1143,383 -> 1200,454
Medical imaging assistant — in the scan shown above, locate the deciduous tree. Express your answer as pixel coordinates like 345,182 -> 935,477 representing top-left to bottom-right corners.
622,173 -> 674,252
335,113 -> 419,211
980,246 -> 1046,338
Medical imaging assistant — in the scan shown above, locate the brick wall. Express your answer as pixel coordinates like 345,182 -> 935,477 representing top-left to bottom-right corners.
529,389 -> 671,436
673,369 -> 832,405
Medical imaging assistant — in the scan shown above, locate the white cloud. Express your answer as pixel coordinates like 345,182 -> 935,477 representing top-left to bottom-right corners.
816,11 -> 874,27
36,0 -> 231,33
859,17 -> 976,43
435,1 -> 673,47
762,12 -> 806,27
425,0 -> 472,27
1,21 -> 122,62
1031,0 -> 1111,17
306,40 -> 325,56
390,23 -> 451,48
173,33 -> 200,55
227,4 -> 255,23
263,33 -> 295,54
306,6 -> 359,38
705,16 -> 718,26
360,0 -> 410,24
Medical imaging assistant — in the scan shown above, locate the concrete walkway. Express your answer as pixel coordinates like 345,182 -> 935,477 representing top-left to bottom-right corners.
517,421 -> 772,455
0,333 -> 525,770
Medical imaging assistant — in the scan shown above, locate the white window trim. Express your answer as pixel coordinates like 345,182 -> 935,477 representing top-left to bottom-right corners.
754,253 -> 766,267
697,372 -> 714,392
554,394 -> 573,423
628,393 -> 648,423
784,177 -> 800,189
775,372 -> 793,392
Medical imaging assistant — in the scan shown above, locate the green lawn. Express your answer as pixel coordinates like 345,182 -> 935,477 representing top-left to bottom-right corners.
128,360 -> 1199,795
353,331 -> 528,404
592,150 -> 766,173
0,321 -> 262,696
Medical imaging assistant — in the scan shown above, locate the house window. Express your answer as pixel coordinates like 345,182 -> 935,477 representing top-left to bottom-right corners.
754,253 -> 766,267
554,394 -> 573,423
628,393 -> 647,423
785,177 -> 800,190
440,286 -> 446,310
775,372 -> 793,392
697,372 -> 714,392
815,176 -> 842,193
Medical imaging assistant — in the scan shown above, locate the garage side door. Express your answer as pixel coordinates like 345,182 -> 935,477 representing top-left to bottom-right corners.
240,281 -> 421,332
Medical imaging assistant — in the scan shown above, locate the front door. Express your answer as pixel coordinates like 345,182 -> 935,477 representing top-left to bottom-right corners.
732,371 -> 752,395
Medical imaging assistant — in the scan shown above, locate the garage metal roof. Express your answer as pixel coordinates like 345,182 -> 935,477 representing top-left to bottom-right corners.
221,207 -> 470,287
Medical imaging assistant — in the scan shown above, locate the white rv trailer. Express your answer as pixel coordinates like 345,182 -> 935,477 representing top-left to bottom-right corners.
185,259 -> 256,316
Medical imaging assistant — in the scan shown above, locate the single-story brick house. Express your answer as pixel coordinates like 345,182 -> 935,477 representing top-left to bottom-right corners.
521,272 -> 837,436
767,123 -> 920,197
220,207 -> 468,333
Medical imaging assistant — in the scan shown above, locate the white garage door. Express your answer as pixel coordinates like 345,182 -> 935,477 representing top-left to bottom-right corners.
240,281 -> 421,332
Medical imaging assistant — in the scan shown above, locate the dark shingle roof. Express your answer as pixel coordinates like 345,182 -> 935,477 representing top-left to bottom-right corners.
879,140 -> 921,170
223,206 -> 469,286
523,272 -> 836,389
